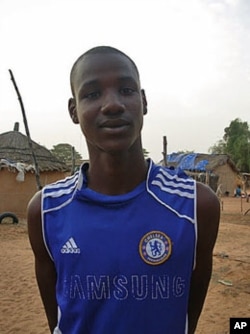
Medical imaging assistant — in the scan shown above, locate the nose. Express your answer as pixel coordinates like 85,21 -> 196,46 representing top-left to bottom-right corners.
101,90 -> 125,115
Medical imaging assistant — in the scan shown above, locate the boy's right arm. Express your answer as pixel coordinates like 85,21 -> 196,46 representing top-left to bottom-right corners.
27,191 -> 58,333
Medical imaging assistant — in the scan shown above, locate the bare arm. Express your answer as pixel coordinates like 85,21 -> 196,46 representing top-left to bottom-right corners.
27,191 -> 58,333
188,182 -> 220,333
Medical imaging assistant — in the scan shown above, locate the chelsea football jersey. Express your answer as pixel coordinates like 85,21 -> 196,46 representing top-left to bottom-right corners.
42,159 -> 197,334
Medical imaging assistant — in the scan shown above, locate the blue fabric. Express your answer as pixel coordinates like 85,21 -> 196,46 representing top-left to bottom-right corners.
42,161 -> 196,334
167,154 -> 209,172
178,154 -> 197,170
195,160 -> 209,172
167,153 -> 197,170
167,153 -> 185,163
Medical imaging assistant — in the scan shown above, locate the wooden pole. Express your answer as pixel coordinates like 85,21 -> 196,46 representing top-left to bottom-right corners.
9,69 -> 42,190
71,146 -> 76,175
162,136 -> 167,166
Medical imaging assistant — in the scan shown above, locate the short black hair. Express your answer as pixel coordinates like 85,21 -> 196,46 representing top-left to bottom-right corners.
70,46 -> 140,96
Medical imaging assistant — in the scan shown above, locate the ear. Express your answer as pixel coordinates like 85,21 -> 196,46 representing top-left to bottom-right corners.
141,89 -> 148,115
68,98 -> 79,124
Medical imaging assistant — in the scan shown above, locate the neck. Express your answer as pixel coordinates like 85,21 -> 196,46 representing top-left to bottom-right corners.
86,150 -> 148,195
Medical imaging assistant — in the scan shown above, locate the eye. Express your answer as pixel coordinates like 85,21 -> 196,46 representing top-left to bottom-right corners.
84,91 -> 100,99
120,87 -> 136,95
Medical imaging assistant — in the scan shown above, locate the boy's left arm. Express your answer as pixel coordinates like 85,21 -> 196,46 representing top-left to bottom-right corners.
188,182 -> 220,334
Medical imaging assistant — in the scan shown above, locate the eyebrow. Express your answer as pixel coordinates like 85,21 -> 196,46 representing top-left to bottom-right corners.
118,76 -> 138,83
119,76 -> 140,89
77,76 -> 139,92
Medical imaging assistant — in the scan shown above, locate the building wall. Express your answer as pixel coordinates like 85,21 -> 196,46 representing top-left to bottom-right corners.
215,164 -> 238,196
187,164 -> 238,196
0,169 -> 69,218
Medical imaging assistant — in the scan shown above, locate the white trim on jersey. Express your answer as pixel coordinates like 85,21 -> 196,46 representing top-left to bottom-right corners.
53,307 -> 62,334
151,180 -> 195,199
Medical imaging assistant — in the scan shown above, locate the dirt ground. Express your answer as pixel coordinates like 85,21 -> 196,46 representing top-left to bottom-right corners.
0,197 -> 249,334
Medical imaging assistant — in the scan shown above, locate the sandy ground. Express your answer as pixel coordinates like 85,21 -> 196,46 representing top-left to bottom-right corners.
0,197 -> 249,334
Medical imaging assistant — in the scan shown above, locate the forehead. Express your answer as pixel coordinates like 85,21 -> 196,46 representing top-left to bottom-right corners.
73,53 -> 140,88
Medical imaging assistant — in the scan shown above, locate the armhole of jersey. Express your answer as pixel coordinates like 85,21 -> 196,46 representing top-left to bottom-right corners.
53,307 -> 62,334
41,188 -> 54,262
193,180 -> 198,270
185,313 -> 188,334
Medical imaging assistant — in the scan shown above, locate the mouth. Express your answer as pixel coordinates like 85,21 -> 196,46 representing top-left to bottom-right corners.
99,119 -> 130,129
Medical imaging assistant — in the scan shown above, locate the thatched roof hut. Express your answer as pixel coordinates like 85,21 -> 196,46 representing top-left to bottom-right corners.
161,153 -> 240,196
0,129 -> 69,172
166,153 -> 238,173
0,126 -> 70,218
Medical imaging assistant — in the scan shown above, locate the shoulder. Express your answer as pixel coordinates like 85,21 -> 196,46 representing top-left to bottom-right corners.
196,182 -> 220,221
196,182 -> 220,251
42,170 -> 82,211
27,190 -> 42,222
148,163 -> 196,223
150,162 -> 195,187
43,171 -> 81,195
27,190 -> 46,259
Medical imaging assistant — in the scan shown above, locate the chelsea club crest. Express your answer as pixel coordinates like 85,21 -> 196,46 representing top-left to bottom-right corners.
139,231 -> 172,265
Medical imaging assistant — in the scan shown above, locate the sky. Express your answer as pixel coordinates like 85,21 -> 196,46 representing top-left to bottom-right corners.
1,0 -> 250,162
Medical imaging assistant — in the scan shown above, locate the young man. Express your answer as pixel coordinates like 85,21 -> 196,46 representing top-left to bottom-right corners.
27,46 -> 220,334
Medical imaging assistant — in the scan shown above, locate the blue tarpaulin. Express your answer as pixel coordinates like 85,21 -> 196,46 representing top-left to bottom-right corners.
195,160 -> 209,171
167,153 -> 209,172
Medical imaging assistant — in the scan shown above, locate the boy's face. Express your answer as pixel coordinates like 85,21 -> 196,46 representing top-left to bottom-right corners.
69,52 -> 147,155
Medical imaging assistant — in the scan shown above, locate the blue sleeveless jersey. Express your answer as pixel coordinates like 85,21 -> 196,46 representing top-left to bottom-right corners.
42,160 -> 197,334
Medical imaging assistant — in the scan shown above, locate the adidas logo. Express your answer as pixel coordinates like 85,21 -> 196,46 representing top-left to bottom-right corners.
61,237 -> 81,254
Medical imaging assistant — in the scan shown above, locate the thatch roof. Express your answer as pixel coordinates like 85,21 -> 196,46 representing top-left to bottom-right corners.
0,130 -> 69,172
164,153 -> 239,173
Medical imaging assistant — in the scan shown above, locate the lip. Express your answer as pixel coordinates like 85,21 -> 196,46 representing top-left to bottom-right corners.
99,119 -> 130,128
